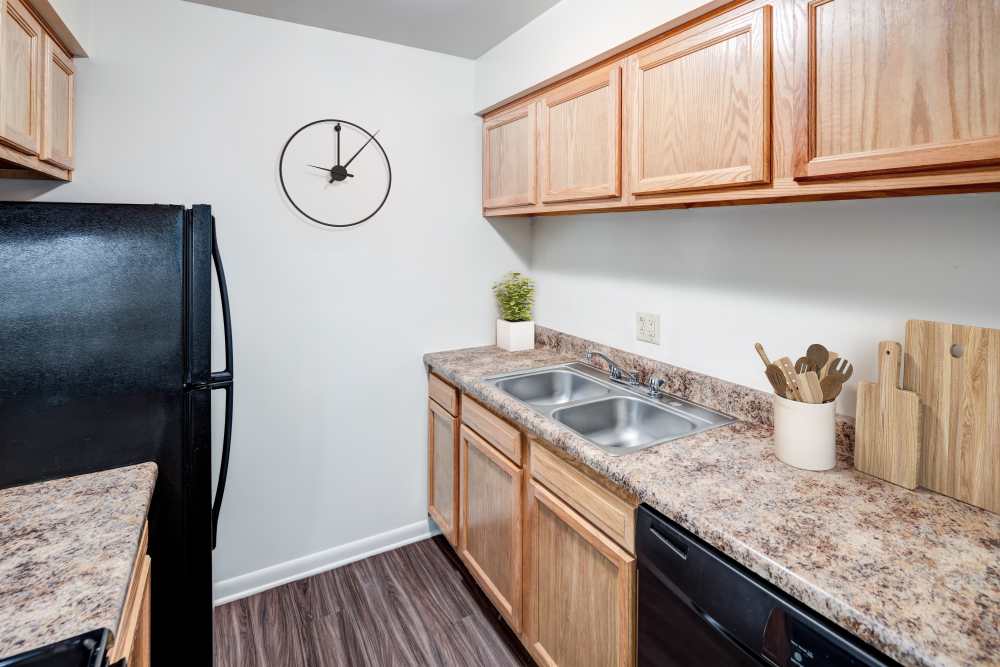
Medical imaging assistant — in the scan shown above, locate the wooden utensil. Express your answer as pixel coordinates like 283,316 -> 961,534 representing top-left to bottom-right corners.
803,371 -> 822,404
819,373 -> 845,403
826,358 -> 853,383
820,352 -> 839,379
775,357 -> 802,401
795,356 -> 818,375
764,364 -> 788,398
754,342 -> 771,368
855,341 -> 920,489
904,320 -> 1000,514
806,344 -> 830,376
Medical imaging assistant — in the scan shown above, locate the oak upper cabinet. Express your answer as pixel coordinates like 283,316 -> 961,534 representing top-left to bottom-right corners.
524,480 -> 635,667
483,101 -> 537,209
797,0 -> 1000,180
0,0 -> 43,155
427,396 -> 459,546
538,63 -> 622,203
459,425 -> 523,631
625,6 -> 771,196
40,33 -> 73,169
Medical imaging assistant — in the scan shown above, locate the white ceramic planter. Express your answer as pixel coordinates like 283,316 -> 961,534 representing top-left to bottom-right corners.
496,319 -> 535,352
773,395 -> 836,471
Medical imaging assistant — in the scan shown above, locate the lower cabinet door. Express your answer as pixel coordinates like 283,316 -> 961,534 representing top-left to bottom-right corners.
525,480 -> 636,667
428,398 -> 459,545
459,425 -> 523,631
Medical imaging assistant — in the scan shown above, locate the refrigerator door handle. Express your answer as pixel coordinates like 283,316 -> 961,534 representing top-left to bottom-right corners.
210,219 -> 234,550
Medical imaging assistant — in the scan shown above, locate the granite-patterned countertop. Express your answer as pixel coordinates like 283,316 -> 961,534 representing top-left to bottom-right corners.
424,344 -> 1000,667
0,463 -> 157,658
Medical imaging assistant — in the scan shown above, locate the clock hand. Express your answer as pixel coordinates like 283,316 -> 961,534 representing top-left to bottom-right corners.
308,164 -> 354,177
343,130 -> 380,168
335,123 -> 341,166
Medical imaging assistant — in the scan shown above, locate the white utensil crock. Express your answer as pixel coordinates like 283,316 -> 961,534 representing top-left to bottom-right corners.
773,395 -> 836,471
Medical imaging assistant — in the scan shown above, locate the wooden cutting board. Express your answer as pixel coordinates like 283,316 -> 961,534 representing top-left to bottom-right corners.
856,341 -> 921,488
904,320 -> 1000,514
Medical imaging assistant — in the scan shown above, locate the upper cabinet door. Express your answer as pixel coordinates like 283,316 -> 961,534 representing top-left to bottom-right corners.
796,0 -> 1000,180
539,64 -> 621,203
483,102 -> 537,209
40,34 -> 73,169
0,0 -> 43,155
626,6 -> 771,196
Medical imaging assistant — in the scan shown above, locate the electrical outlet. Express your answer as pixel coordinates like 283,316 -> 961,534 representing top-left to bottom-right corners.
636,312 -> 660,345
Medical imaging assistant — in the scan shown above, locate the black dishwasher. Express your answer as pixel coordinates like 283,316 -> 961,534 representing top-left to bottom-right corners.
637,506 -> 899,667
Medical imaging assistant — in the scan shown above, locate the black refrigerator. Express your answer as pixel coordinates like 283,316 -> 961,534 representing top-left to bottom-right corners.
0,203 -> 234,666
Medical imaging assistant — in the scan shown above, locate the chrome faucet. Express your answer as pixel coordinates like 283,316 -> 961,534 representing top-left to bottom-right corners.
646,377 -> 665,398
586,351 -> 639,386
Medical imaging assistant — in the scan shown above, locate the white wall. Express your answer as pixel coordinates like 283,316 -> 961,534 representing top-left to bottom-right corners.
0,0 -> 530,596
530,195 -> 1000,415
47,0 -> 93,54
478,0 -> 1000,416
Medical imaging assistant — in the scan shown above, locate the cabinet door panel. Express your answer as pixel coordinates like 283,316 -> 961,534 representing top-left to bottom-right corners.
797,0 -> 1000,179
459,425 -> 522,631
525,481 -> 635,667
627,7 -> 771,195
0,0 -> 43,155
40,34 -> 73,169
539,64 -> 621,203
483,102 -> 537,208
428,398 -> 459,545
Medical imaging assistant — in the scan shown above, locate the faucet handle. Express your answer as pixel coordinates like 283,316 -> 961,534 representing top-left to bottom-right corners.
646,377 -> 665,397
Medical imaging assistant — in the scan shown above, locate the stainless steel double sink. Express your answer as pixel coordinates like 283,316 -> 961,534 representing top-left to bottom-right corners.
484,362 -> 735,456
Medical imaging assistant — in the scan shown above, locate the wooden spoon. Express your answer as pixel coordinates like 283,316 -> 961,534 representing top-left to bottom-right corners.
806,344 -> 830,376
820,374 -> 845,403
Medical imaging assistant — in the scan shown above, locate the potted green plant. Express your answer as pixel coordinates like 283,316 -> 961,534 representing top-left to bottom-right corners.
493,272 -> 535,351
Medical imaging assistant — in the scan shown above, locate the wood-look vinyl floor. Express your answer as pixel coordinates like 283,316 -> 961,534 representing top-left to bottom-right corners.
214,536 -> 535,667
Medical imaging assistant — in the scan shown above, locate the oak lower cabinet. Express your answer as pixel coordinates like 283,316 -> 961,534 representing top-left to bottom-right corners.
796,0 -> 1000,180
108,523 -> 152,666
524,481 -> 636,667
428,396 -> 459,546
459,424 -> 524,631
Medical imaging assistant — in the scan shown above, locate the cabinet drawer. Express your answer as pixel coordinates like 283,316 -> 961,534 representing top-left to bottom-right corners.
428,372 -> 458,415
462,397 -> 523,465
530,441 -> 635,553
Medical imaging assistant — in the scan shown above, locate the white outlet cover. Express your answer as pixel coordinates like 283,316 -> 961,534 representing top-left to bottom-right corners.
636,312 -> 660,345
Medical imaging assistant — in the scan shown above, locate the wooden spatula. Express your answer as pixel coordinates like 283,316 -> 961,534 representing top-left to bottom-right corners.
775,357 -> 802,401
802,371 -> 822,404
855,342 -> 920,488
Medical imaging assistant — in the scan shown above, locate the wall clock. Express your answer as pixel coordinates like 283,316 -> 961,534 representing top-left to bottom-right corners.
279,119 -> 391,228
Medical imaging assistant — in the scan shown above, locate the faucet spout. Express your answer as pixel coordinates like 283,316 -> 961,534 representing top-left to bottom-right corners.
586,350 -> 639,386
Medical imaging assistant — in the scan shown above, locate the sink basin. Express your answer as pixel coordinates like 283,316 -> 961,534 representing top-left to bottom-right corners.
553,396 -> 698,451
484,362 -> 735,455
495,370 -> 609,406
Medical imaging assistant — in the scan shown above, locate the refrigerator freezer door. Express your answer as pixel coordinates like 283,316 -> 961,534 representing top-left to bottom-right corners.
0,202 -> 214,666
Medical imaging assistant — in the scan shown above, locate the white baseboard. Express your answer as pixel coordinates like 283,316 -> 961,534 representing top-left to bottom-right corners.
213,519 -> 440,606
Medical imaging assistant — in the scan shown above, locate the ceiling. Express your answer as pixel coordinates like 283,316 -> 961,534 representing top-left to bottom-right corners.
185,0 -> 562,58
